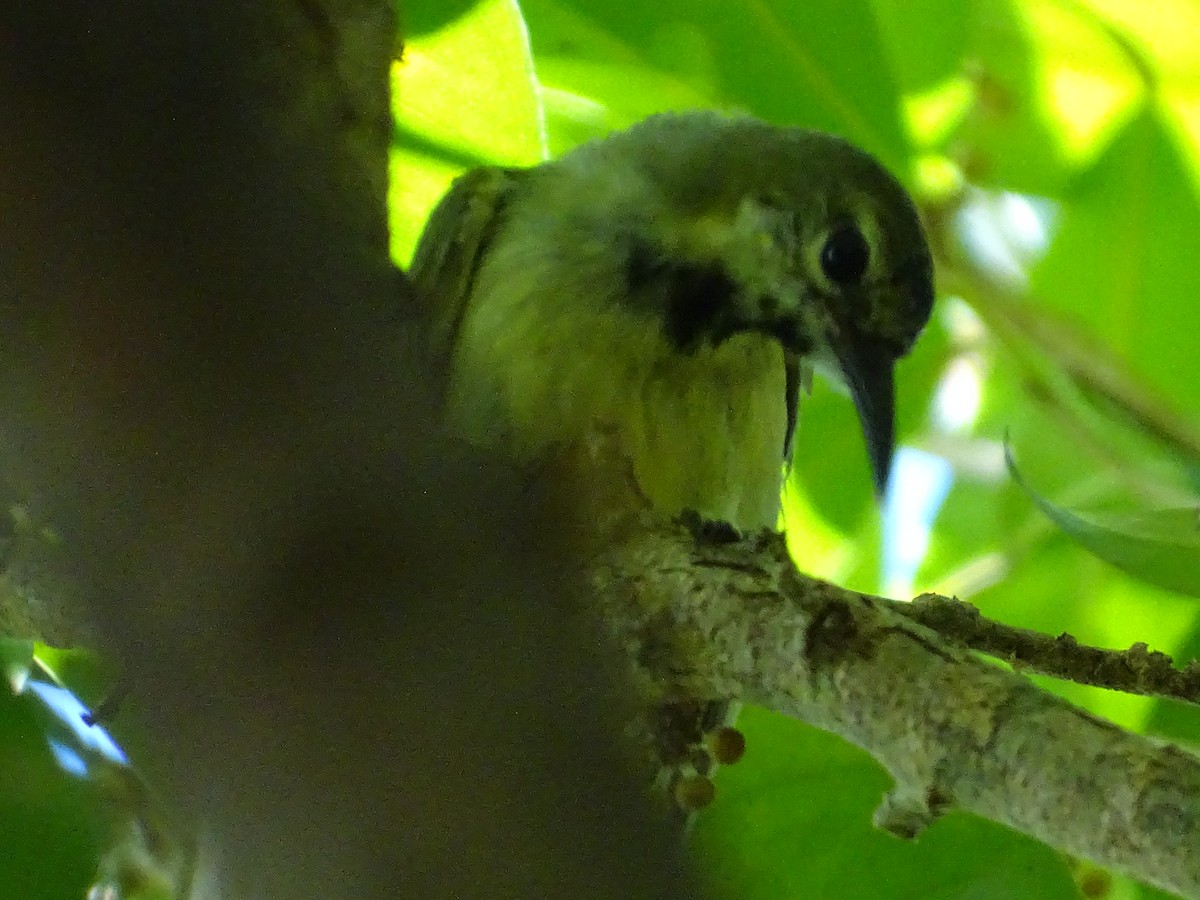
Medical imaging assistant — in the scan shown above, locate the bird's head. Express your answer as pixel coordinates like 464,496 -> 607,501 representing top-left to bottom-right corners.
611,115 -> 934,494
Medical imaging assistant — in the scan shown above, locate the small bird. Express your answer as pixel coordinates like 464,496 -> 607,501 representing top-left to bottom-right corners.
411,109 -> 934,808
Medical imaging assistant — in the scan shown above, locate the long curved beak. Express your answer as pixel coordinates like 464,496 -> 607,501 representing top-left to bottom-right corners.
832,336 -> 896,497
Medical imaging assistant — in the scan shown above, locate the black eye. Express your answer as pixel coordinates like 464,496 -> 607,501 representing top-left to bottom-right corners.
820,225 -> 870,284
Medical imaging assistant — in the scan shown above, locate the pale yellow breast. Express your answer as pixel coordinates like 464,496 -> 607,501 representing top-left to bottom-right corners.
448,266 -> 790,532
617,334 -> 787,530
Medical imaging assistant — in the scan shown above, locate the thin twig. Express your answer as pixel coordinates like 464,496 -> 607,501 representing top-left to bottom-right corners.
897,592 -> 1200,705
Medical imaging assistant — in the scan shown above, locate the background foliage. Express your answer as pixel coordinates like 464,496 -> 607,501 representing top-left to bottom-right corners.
394,1 -> 1200,898
5,1 -> 1199,897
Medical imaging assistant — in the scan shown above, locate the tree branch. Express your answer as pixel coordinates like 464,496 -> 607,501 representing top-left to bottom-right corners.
898,592 -> 1200,705
593,520 -> 1200,898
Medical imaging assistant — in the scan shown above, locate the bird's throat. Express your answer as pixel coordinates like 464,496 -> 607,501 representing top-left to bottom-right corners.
618,332 -> 790,531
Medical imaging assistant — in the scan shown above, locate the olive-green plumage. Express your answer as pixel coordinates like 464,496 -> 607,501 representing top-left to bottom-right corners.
412,110 -> 933,529
411,110 -> 933,818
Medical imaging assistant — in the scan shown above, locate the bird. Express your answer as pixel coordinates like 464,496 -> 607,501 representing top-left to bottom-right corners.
409,109 -> 934,811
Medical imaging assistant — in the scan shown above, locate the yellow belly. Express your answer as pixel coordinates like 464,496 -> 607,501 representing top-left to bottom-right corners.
450,293 -> 789,532
617,334 -> 787,530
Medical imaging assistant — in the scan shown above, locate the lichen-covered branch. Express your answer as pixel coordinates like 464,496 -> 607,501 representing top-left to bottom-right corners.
899,592 -> 1200,705
591,521 -> 1200,899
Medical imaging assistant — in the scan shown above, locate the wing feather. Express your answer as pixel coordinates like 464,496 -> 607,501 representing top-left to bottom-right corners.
409,167 -> 524,364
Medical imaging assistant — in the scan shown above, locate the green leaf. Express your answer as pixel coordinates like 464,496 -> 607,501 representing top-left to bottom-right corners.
952,0 -> 1144,196
400,0 -> 482,38
0,637 -> 34,682
390,0 -> 546,265
0,676 -> 97,900
1029,107 -> 1200,417
33,645 -> 118,711
536,56 -> 713,156
869,0 -> 972,94
521,0 -> 913,171
1006,445 -> 1200,597
1147,626 -> 1200,746
696,706 -> 1077,899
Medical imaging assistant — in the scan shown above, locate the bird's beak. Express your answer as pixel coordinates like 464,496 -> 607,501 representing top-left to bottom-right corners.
831,336 -> 896,497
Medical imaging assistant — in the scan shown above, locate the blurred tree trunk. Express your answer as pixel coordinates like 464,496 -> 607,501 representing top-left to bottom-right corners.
0,3 -> 694,897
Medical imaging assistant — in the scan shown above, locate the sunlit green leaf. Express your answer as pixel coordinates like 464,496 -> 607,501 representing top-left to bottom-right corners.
1145,610 -> 1200,751
521,0 -> 912,170
952,0 -> 1144,195
537,57 -> 712,155
1006,445 -> 1200,597
390,0 -> 546,264
1030,107 -> 1200,418
34,645 -> 118,711
870,0 -> 972,94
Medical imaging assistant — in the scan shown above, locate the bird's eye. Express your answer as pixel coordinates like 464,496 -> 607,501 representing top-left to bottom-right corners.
819,225 -> 870,285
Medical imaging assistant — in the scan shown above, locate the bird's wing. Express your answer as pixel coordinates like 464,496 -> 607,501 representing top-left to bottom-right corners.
408,166 -> 525,364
